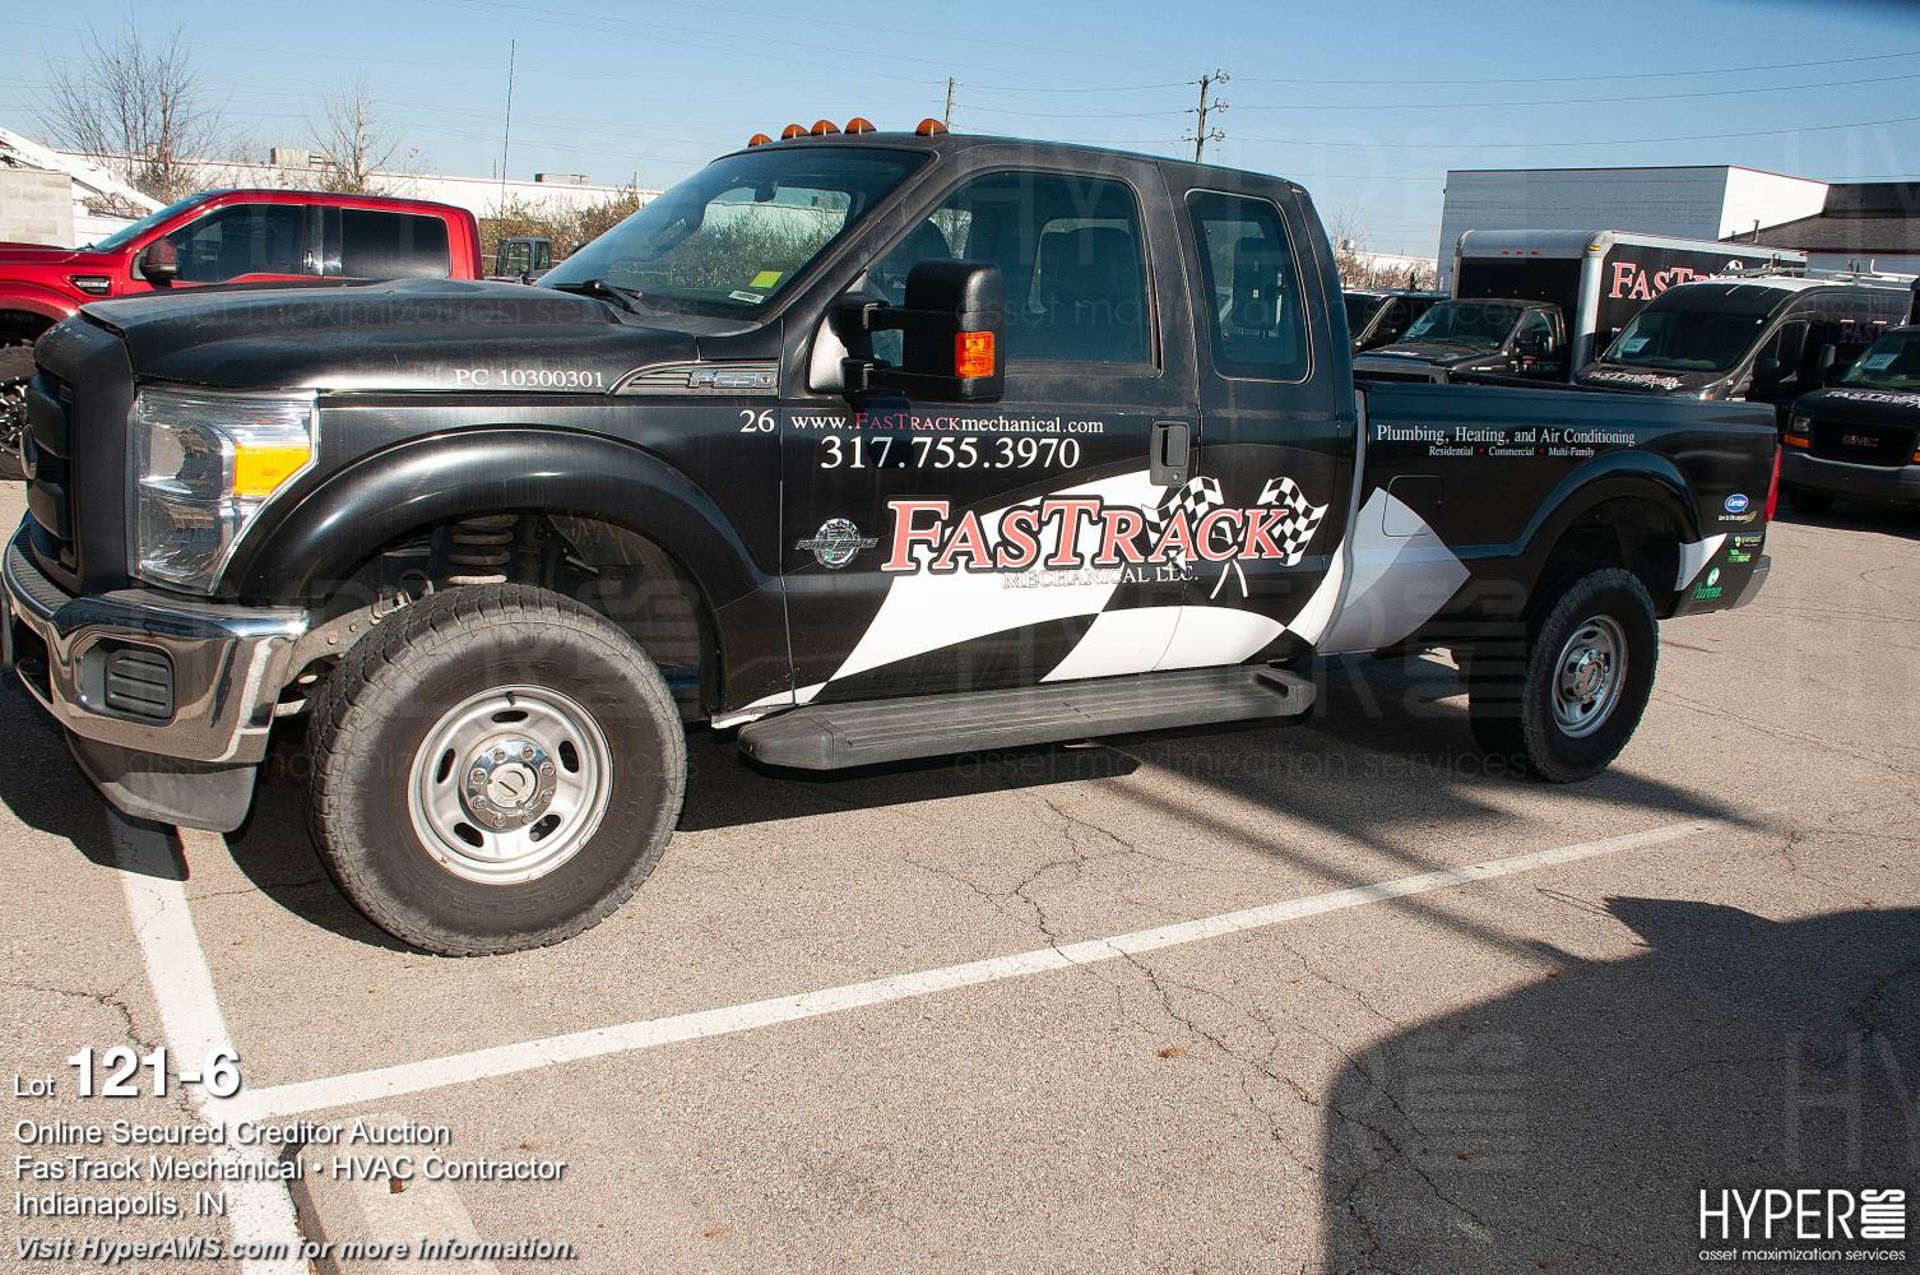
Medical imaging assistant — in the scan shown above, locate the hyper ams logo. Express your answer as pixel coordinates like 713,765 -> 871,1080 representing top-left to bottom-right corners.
884,477 -> 1328,577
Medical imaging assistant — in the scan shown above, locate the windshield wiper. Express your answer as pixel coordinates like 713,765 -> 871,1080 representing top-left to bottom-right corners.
547,278 -> 641,314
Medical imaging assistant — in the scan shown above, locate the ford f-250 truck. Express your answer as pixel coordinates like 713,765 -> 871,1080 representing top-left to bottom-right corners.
4,124 -> 1778,955
0,188 -> 483,471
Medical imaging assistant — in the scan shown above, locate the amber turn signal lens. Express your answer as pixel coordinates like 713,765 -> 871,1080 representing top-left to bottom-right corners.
780,123 -> 806,140
1784,434 -> 1810,449
915,117 -> 948,136
955,330 -> 995,380
747,133 -> 772,147
845,117 -> 876,134
231,443 -> 313,499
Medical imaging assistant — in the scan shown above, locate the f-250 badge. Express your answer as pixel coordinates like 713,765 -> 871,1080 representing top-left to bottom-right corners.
797,518 -> 879,569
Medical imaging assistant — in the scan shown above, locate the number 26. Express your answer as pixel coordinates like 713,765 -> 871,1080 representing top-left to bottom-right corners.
738,409 -> 776,433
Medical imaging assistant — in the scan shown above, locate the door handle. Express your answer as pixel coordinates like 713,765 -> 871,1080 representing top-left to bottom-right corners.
1150,421 -> 1191,487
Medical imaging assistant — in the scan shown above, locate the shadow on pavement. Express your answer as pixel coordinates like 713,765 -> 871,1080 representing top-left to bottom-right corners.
1318,899 -> 1920,1273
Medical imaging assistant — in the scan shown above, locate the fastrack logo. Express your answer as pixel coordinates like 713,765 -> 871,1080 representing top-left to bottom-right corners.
884,485 -> 1325,576
1607,260 -> 1735,301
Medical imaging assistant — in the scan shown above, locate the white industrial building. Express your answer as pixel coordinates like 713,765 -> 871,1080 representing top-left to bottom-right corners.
0,123 -> 656,248
1435,165 -> 1919,287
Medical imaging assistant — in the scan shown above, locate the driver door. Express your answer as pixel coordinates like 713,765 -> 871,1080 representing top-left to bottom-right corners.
778,159 -> 1199,706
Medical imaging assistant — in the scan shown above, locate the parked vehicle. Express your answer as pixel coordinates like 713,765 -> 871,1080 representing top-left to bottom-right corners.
4,126 -> 1778,955
1575,273 -> 1908,423
1353,296 -> 1569,382
1343,288 -> 1444,352
1780,323 -> 1920,512
489,234 -> 555,283
1359,230 -> 1807,384
0,188 -> 482,470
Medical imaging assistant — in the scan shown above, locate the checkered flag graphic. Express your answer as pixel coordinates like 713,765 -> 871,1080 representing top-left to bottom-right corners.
1256,475 -> 1329,567
1144,475 -> 1225,572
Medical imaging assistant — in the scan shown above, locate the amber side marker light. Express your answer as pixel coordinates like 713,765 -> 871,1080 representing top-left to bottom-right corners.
916,117 -> 948,136
955,330 -> 996,380
845,117 -> 876,134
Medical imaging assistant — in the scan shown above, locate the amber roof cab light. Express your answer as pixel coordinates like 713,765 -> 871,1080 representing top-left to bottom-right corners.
916,117 -> 948,136
845,117 -> 876,134
746,132 -> 772,147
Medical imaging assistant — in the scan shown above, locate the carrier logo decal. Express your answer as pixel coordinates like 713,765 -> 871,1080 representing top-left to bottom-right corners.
883,475 -> 1328,595
797,518 -> 878,569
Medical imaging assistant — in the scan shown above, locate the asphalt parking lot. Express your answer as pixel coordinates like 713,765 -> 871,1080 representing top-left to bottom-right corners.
4,477 -> 1917,1274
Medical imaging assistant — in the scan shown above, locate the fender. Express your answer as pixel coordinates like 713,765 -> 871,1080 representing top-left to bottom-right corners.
1513,448 -> 1703,591
0,283 -> 80,328
224,427 -> 787,709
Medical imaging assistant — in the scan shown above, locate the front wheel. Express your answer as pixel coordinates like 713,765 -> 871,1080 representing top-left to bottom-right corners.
306,584 -> 686,955
1468,567 -> 1659,782
0,344 -> 35,481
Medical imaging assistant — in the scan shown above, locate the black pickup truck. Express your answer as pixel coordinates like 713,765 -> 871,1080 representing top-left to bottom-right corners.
6,126 -> 1778,955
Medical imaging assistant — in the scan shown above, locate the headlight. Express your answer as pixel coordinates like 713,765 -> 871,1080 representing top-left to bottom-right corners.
1787,414 -> 1812,436
130,388 -> 315,592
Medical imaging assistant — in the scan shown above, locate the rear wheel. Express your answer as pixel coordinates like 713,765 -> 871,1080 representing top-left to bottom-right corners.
306,584 -> 686,955
1786,485 -> 1836,516
1468,567 -> 1658,782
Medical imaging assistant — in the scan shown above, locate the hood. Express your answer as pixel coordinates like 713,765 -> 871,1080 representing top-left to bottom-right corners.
0,242 -> 112,267
79,277 -> 717,392
1793,384 -> 1920,425
1355,341 -> 1503,371
1575,363 -> 1720,396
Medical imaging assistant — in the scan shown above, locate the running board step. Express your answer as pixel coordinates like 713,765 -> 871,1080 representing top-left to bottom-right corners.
737,666 -> 1316,771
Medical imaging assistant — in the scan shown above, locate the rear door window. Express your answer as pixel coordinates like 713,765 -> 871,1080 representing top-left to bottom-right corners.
339,209 -> 452,279
1184,190 -> 1310,380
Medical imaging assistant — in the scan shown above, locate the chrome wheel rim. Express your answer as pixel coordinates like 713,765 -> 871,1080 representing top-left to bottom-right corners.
1552,616 -> 1628,740
407,685 -> 613,884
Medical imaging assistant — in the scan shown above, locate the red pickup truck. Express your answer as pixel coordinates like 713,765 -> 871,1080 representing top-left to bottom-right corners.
1,188 -> 481,462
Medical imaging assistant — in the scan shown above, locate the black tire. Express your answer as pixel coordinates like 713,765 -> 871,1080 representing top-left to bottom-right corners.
1786,485 -> 1836,516
0,344 -> 34,482
306,583 -> 686,955
1467,567 -> 1658,783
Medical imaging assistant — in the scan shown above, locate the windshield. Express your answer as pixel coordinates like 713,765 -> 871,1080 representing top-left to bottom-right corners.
1345,293 -> 1385,334
1603,308 -> 1769,372
1399,299 -> 1524,349
1837,331 -> 1920,391
88,193 -> 211,252
543,147 -> 924,314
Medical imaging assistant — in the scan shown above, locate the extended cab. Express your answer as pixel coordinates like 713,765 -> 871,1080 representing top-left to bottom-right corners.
4,127 -> 1779,955
0,189 -> 482,462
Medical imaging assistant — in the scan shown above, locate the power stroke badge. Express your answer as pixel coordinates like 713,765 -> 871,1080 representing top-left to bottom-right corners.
797,518 -> 879,569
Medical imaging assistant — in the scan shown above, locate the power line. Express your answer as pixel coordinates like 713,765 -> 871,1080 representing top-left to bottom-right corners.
1232,70 -> 1920,112
1234,47 -> 1920,86
1235,112 -> 1920,150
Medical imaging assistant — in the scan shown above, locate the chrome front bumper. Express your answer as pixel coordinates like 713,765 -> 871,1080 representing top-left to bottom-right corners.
3,522 -> 307,770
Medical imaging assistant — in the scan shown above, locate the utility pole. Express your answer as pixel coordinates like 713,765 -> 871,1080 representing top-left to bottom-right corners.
944,77 -> 955,129
1186,68 -> 1229,163
499,39 -> 517,201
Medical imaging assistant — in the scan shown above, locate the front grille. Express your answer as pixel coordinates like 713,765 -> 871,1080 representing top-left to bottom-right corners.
24,370 -> 79,590
102,646 -> 174,721
1811,419 -> 1916,467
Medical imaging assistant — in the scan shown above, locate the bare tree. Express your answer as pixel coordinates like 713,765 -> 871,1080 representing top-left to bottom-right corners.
41,21 -> 224,205
1328,208 -> 1437,291
312,78 -> 399,194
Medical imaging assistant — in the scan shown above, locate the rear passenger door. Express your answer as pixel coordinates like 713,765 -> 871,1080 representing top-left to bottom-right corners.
1173,184 -> 1355,666
779,158 -> 1200,704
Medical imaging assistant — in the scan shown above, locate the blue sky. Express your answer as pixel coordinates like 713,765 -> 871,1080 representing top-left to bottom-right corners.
2,0 -> 1917,255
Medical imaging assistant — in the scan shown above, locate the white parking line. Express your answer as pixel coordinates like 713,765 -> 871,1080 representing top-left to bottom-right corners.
110,814 -> 306,1275
241,813 -> 1740,1120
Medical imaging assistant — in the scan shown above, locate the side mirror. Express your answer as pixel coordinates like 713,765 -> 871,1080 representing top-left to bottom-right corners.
836,260 -> 1004,403
1517,332 -> 1549,358
1814,343 -> 1838,383
1753,355 -> 1782,384
137,238 -> 180,284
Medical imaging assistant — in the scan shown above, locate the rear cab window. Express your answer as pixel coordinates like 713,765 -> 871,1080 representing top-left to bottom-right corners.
1184,190 -> 1310,380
